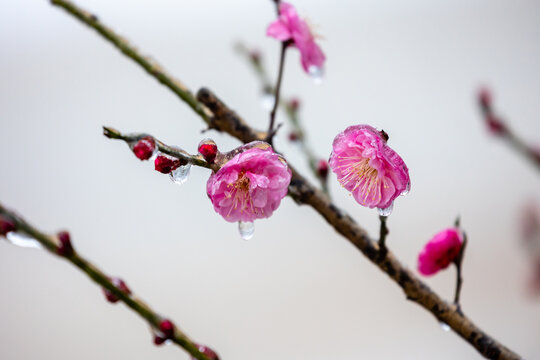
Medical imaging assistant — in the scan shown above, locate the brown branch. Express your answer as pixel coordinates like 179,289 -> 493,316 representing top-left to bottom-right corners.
49,1 -> 522,359
0,203 -> 215,360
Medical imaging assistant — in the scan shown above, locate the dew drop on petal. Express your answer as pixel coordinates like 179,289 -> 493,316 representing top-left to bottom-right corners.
169,163 -> 191,185
260,92 -> 276,111
439,322 -> 451,332
378,203 -> 394,217
308,66 -> 324,84
401,181 -> 411,196
238,221 -> 255,241
5,232 -> 42,249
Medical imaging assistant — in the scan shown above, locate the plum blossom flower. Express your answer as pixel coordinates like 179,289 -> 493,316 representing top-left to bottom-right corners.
266,2 -> 325,74
328,125 -> 410,214
207,146 -> 291,223
418,228 -> 463,276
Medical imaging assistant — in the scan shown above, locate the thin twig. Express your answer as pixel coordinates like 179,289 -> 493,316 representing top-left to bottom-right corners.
103,126 -> 217,171
0,203 -> 214,360
453,233 -> 468,309
267,41 -> 289,144
378,215 -> 389,259
237,44 -> 328,193
50,2 -> 522,359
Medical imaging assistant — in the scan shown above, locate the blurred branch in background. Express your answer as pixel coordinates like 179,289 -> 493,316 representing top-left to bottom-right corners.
0,203 -> 218,360
42,0 -> 525,359
235,43 -> 330,193
478,87 -> 540,171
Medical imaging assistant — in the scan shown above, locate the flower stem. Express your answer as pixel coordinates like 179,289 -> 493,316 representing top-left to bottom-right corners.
453,233 -> 468,310
378,215 -> 389,259
267,41 -> 289,145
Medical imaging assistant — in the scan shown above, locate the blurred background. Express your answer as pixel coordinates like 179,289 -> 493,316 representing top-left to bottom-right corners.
1,0 -> 539,359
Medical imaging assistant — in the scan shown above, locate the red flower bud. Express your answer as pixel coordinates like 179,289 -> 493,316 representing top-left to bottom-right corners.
132,137 -> 155,161
159,319 -> 174,339
317,159 -> 329,179
0,216 -> 15,236
485,114 -> 507,136
154,155 -> 182,174
193,344 -> 220,360
288,132 -> 299,142
478,87 -> 492,111
198,139 -> 218,164
56,231 -> 74,257
153,335 -> 166,346
103,277 -> 131,303
289,98 -> 300,111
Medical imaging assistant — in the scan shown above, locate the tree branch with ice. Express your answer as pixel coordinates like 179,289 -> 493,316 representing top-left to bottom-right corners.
3,0 -> 525,359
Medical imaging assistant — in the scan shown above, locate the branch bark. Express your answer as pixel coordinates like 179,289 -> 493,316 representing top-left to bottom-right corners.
48,1 -> 523,359
0,203 -> 215,360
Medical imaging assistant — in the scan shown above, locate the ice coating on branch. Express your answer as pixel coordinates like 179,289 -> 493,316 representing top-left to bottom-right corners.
417,228 -> 463,276
266,2 -> 326,74
207,146 -> 291,223
329,125 -> 410,214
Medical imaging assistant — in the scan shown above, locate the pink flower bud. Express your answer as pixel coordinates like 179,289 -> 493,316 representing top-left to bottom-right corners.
159,319 -> 174,339
154,155 -> 184,174
103,277 -> 131,303
56,231 -> 74,257
192,344 -> 220,360
418,228 -> 463,276
317,159 -> 329,179
132,137 -> 155,161
198,139 -> 218,164
0,216 -> 15,236
329,125 -> 410,214
207,146 -> 292,223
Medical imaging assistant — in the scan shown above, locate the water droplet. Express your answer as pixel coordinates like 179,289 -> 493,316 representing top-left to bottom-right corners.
401,181 -> 411,196
439,322 -> 451,332
260,92 -> 276,111
308,66 -> 324,84
238,221 -> 254,240
5,232 -> 42,249
378,203 -> 394,217
169,163 -> 191,185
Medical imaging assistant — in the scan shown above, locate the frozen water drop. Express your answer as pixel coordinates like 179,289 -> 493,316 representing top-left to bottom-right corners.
169,163 -> 191,185
5,232 -> 42,249
308,66 -> 324,84
401,181 -> 411,196
260,92 -> 276,111
439,322 -> 451,332
238,221 -> 254,241
378,203 -> 394,217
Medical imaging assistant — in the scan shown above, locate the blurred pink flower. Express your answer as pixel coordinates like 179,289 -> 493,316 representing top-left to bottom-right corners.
418,228 -> 463,276
207,146 -> 291,223
328,125 -> 410,213
266,2 -> 325,74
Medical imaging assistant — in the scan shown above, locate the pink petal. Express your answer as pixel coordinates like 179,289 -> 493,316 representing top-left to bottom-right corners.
266,20 -> 292,41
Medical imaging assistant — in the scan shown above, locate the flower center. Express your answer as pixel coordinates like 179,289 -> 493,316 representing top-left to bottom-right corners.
337,156 -> 384,205
225,171 -> 254,216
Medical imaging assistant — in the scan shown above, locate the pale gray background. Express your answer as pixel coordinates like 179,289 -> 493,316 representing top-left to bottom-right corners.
1,0 -> 539,359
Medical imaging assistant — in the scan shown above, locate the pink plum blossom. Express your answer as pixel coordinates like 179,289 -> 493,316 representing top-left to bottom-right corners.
418,228 -> 463,276
207,146 -> 292,223
328,125 -> 410,213
266,2 -> 326,74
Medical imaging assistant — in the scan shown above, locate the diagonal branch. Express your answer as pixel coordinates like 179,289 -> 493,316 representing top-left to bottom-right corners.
49,1 -> 522,359
0,203 -> 215,360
